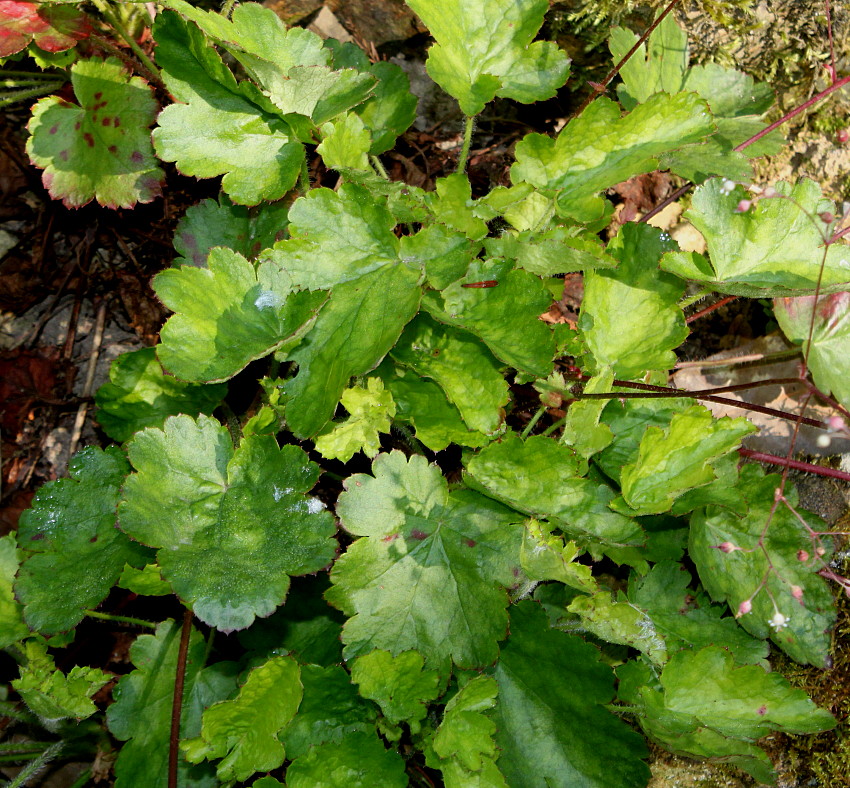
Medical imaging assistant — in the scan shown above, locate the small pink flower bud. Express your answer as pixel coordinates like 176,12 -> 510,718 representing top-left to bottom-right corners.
797,549 -> 810,562
717,541 -> 738,554
736,599 -> 752,617
791,585 -> 804,605
761,186 -> 778,198
816,546 -> 826,557
828,415 -> 846,431
820,212 -> 836,224
837,128 -> 849,144
735,199 -> 752,213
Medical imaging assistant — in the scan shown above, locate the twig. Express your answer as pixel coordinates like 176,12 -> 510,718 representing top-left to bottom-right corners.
168,609 -> 194,788
739,448 -> 850,482
68,300 -> 108,459
686,295 -> 738,324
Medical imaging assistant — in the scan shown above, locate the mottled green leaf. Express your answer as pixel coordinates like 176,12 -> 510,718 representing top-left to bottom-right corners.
173,195 -> 290,267
400,224 -> 481,290
154,247 -> 325,383
351,649 -> 441,729
492,602 -> 650,788
152,12 -> 304,205
15,447 -> 152,635
107,620 -> 238,788
426,173 -> 488,240
354,61 -> 417,154
465,433 -> 643,545
774,291 -> 850,411
327,452 -> 524,668
182,656 -> 301,783
95,347 -> 227,442
0,534 -> 29,647
286,730 -> 407,788
520,520 -> 596,592
620,405 -> 755,515
512,93 -> 713,220
26,57 -> 162,209
315,378 -> 396,462
405,0 -> 570,115
391,314 -> 509,435
119,415 -> 337,632
281,664 -> 377,760
580,223 -> 687,377
662,178 -> 850,296
690,464 -> 837,666
423,260 -> 555,377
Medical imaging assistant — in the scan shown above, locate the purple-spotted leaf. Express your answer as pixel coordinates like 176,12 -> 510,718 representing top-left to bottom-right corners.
326,451 -> 525,669
0,0 -> 90,57
118,415 -> 338,632
26,57 -> 163,209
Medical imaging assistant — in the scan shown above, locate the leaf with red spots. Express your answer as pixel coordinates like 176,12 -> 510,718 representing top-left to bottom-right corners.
326,451 -> 526,670
0,1 -> 90,57
26,57 -> 163,209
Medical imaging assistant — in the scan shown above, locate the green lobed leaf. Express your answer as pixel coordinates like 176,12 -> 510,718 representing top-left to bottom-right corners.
520,519 -> 596,592
560,368 -> 615,459
511,93 -> 714,220
26,57 -> 163,209
154,247 -> 325,383
619,405 -> 756,515
152,12 -> 304,205
280,664 -> 377,760
173,195 -> 291,267
0,534 -> 29,648
107,619 -> 239,788
12,639 -> 109,722
118,415 -> 337,632
391,314 -> 509,435
94,347 -> 227,442
690,464 -> 837,666
426,173 -> 489,240
317,112 -> 371,171
400,224 -> 481,290
117,563 -> 172,597
354,61 -> 418,154
351,649 -> 441,729
285,730 -> 407,788
774,291 -> 850,411
15,446 -> 152,635
378,364 -> 490,451
405,0 -> 570,116
492,601 -> 650,788
182,656 -> 302,783
314,377 -> 396,462
628,561 -> 769,665
326,451 -> 524,669
464,432 -> 644,545
579,222 -> 687,377
661,178 -> 850,296
422,259 -> 555,377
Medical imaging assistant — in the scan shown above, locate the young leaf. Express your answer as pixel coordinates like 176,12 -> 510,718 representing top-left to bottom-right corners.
280,664 -> 377,760
422,260 -> 555,377
118,415 -> 337,632
560,368 -> 615,459
154,247 -> 326,383
464,433 -> 644,545
326,451 -> 524,668
317,112 -> 371,171
661,178 -> 850,296
619,405 -> 756,515
350,649 -> 441,730
492,601 -> 650,788
314,378 -> 396,462
579,222 -> 687,378
12,639 -> 109,722
391,314 -> 509,435
26,57 -> 163,209
117,563 -> 172,597
400,224 -> 481,290
690,464 -> 837,666
404,0 -> 570,116
107,619 -> 239,788
511,93 -> 714,220
173,196 -> 291,267
182,656 -> 302,783
426,173 -> 488,240
94,347 -> 227,442
0,534 -> 29,648
152,12 -> 304,206
0,1 -> 89,56
774,291 -> 850,411
380,366 -> 490,451
520,520 -> 596,593
285,730 -> 407,788
628,561 -> 769,665
15,447 -> 152,635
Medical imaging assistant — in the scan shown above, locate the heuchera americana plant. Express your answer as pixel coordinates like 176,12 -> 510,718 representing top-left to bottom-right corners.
2,0 -> 850,785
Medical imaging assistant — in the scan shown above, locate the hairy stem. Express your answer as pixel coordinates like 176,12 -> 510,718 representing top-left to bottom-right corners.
456,115 -> 476,173
91,0 -> 164,89
168,609 -> 194,788
739,448 -> 850,482
5,742 -> 63,788
85,609 -> 157,629
0,83 -> 65,108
